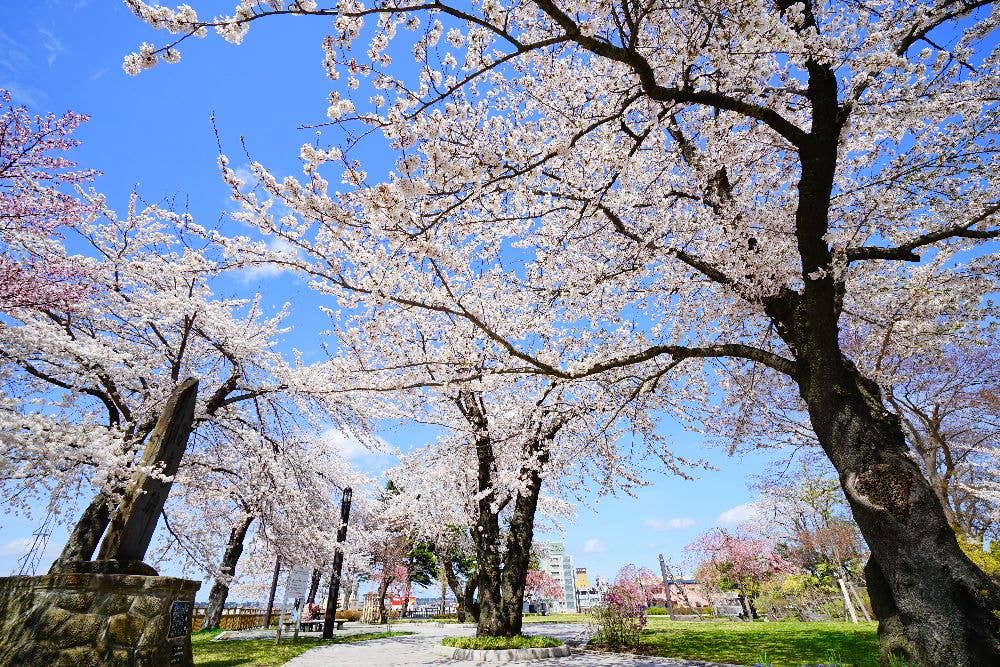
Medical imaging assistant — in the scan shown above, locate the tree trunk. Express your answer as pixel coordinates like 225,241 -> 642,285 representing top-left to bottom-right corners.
797,350 -> 1000,665
456,391 -> 555,637
264,556 -> 281,628
444,555 -> 479,622
376,575 -> 391,624
498,435 -> 549,636
307,569 -> 321,604
201,513 -> 254,630
762,45 -> 1000,664
472,502 -> 507,635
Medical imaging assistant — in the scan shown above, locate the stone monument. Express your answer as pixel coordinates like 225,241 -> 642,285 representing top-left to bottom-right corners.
0,379 -> 202,667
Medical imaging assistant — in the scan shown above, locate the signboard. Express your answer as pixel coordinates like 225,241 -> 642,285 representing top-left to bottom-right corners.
276,564 -> 311,642
167,600 -> 192,639
284,565 -> 312,600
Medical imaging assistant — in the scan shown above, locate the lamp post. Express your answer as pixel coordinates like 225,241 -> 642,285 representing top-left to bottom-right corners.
322,487 -> 352,639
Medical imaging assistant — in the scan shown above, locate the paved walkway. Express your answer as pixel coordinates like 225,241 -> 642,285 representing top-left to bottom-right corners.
283,622 -> 740,666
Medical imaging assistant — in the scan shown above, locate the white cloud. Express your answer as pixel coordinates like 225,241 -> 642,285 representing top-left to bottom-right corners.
0,537 -> 35,556
583,538 -> 607,554
38,26 -> 65,67
716,502 -> 760,527
644,517 -> 696,531
237,237 -> 299,281
321,428 -> 393,462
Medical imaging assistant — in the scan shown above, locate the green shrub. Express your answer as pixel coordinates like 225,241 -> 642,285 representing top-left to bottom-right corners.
441,635 -> 563,650
647,606 -> 670,615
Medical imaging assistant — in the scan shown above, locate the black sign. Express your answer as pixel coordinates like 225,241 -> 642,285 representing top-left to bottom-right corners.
168,600 -> 192,639
169,641 -> 185,665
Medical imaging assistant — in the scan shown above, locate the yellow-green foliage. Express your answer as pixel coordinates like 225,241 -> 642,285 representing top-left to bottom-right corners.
957,533 -> 1000,581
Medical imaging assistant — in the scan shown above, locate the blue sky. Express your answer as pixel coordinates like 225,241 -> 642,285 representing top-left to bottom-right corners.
0,1 -> 785,594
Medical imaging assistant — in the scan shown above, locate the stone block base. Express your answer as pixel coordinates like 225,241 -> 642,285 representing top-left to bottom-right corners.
0,572 -> 200,666
434,642 -> 571,661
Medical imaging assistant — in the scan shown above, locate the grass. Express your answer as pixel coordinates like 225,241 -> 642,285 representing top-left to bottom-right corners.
441,634 -> 564,650
191,629 -> 414,666
522,612 -> 586,623
588,619 -> 881,667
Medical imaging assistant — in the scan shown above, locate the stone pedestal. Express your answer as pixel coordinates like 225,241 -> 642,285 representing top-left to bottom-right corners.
0,572 -> 200,667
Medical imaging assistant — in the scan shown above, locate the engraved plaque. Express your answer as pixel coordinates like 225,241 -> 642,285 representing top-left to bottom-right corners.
168,600 -> 192,639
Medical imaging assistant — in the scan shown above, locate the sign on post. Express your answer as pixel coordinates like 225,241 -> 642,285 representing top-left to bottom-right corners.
276,565 -> 312,643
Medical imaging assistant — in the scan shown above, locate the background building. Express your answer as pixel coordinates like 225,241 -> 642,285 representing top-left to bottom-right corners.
574,567 -> 602,611
543,542 -> 577,613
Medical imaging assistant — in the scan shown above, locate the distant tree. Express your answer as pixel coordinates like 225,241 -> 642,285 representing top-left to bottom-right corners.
524,570 -> 563,606
689,528 -> 796,620
400,541 -> 438,616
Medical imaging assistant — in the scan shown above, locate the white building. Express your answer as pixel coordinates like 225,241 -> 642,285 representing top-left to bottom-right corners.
542,542 -> 577,613
574,568 -> 602,611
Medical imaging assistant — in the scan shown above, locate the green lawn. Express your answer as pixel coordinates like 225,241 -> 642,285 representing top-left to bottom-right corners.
589,619 -> 880,667
522,612 -> 586,623
191,629 -> 414,666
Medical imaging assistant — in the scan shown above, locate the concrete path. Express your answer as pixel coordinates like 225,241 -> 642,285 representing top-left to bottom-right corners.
283,622 -> 741,666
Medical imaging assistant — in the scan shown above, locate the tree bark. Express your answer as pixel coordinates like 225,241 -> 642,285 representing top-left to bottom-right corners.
771,264 -> 1000,663
264,556 -> 281,628
748,41 -> 1000,663
201,513 -> 254,630
376,574 -> 391,624
802,367 -> 1000,665
454,390 -> 558,637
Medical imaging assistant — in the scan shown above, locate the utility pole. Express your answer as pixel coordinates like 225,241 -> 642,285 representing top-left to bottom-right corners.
658,554 -> 676,621
322,487 -> 353,639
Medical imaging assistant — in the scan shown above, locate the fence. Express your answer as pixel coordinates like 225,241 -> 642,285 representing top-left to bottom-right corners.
190,607 -> 275,633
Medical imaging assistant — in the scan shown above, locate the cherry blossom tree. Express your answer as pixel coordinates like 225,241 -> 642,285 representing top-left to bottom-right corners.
127,1 -> 1000,662
0,90 -> 92,314
609,564 -> 660,608
0,192 -> 366,575
357,369 -> 682,636
525,570 -> 563,605
688,527 -> 797,620
154,429 -> 365,629
882,346 -> 999,543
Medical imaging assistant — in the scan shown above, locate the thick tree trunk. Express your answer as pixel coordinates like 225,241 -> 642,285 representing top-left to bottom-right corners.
765,42 -> 1000,664
470,434 -> 549,636
201,513 -> 254,630
473,502 -> 507,635
798,352 -> 1000,665
456,391 -> 554,637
